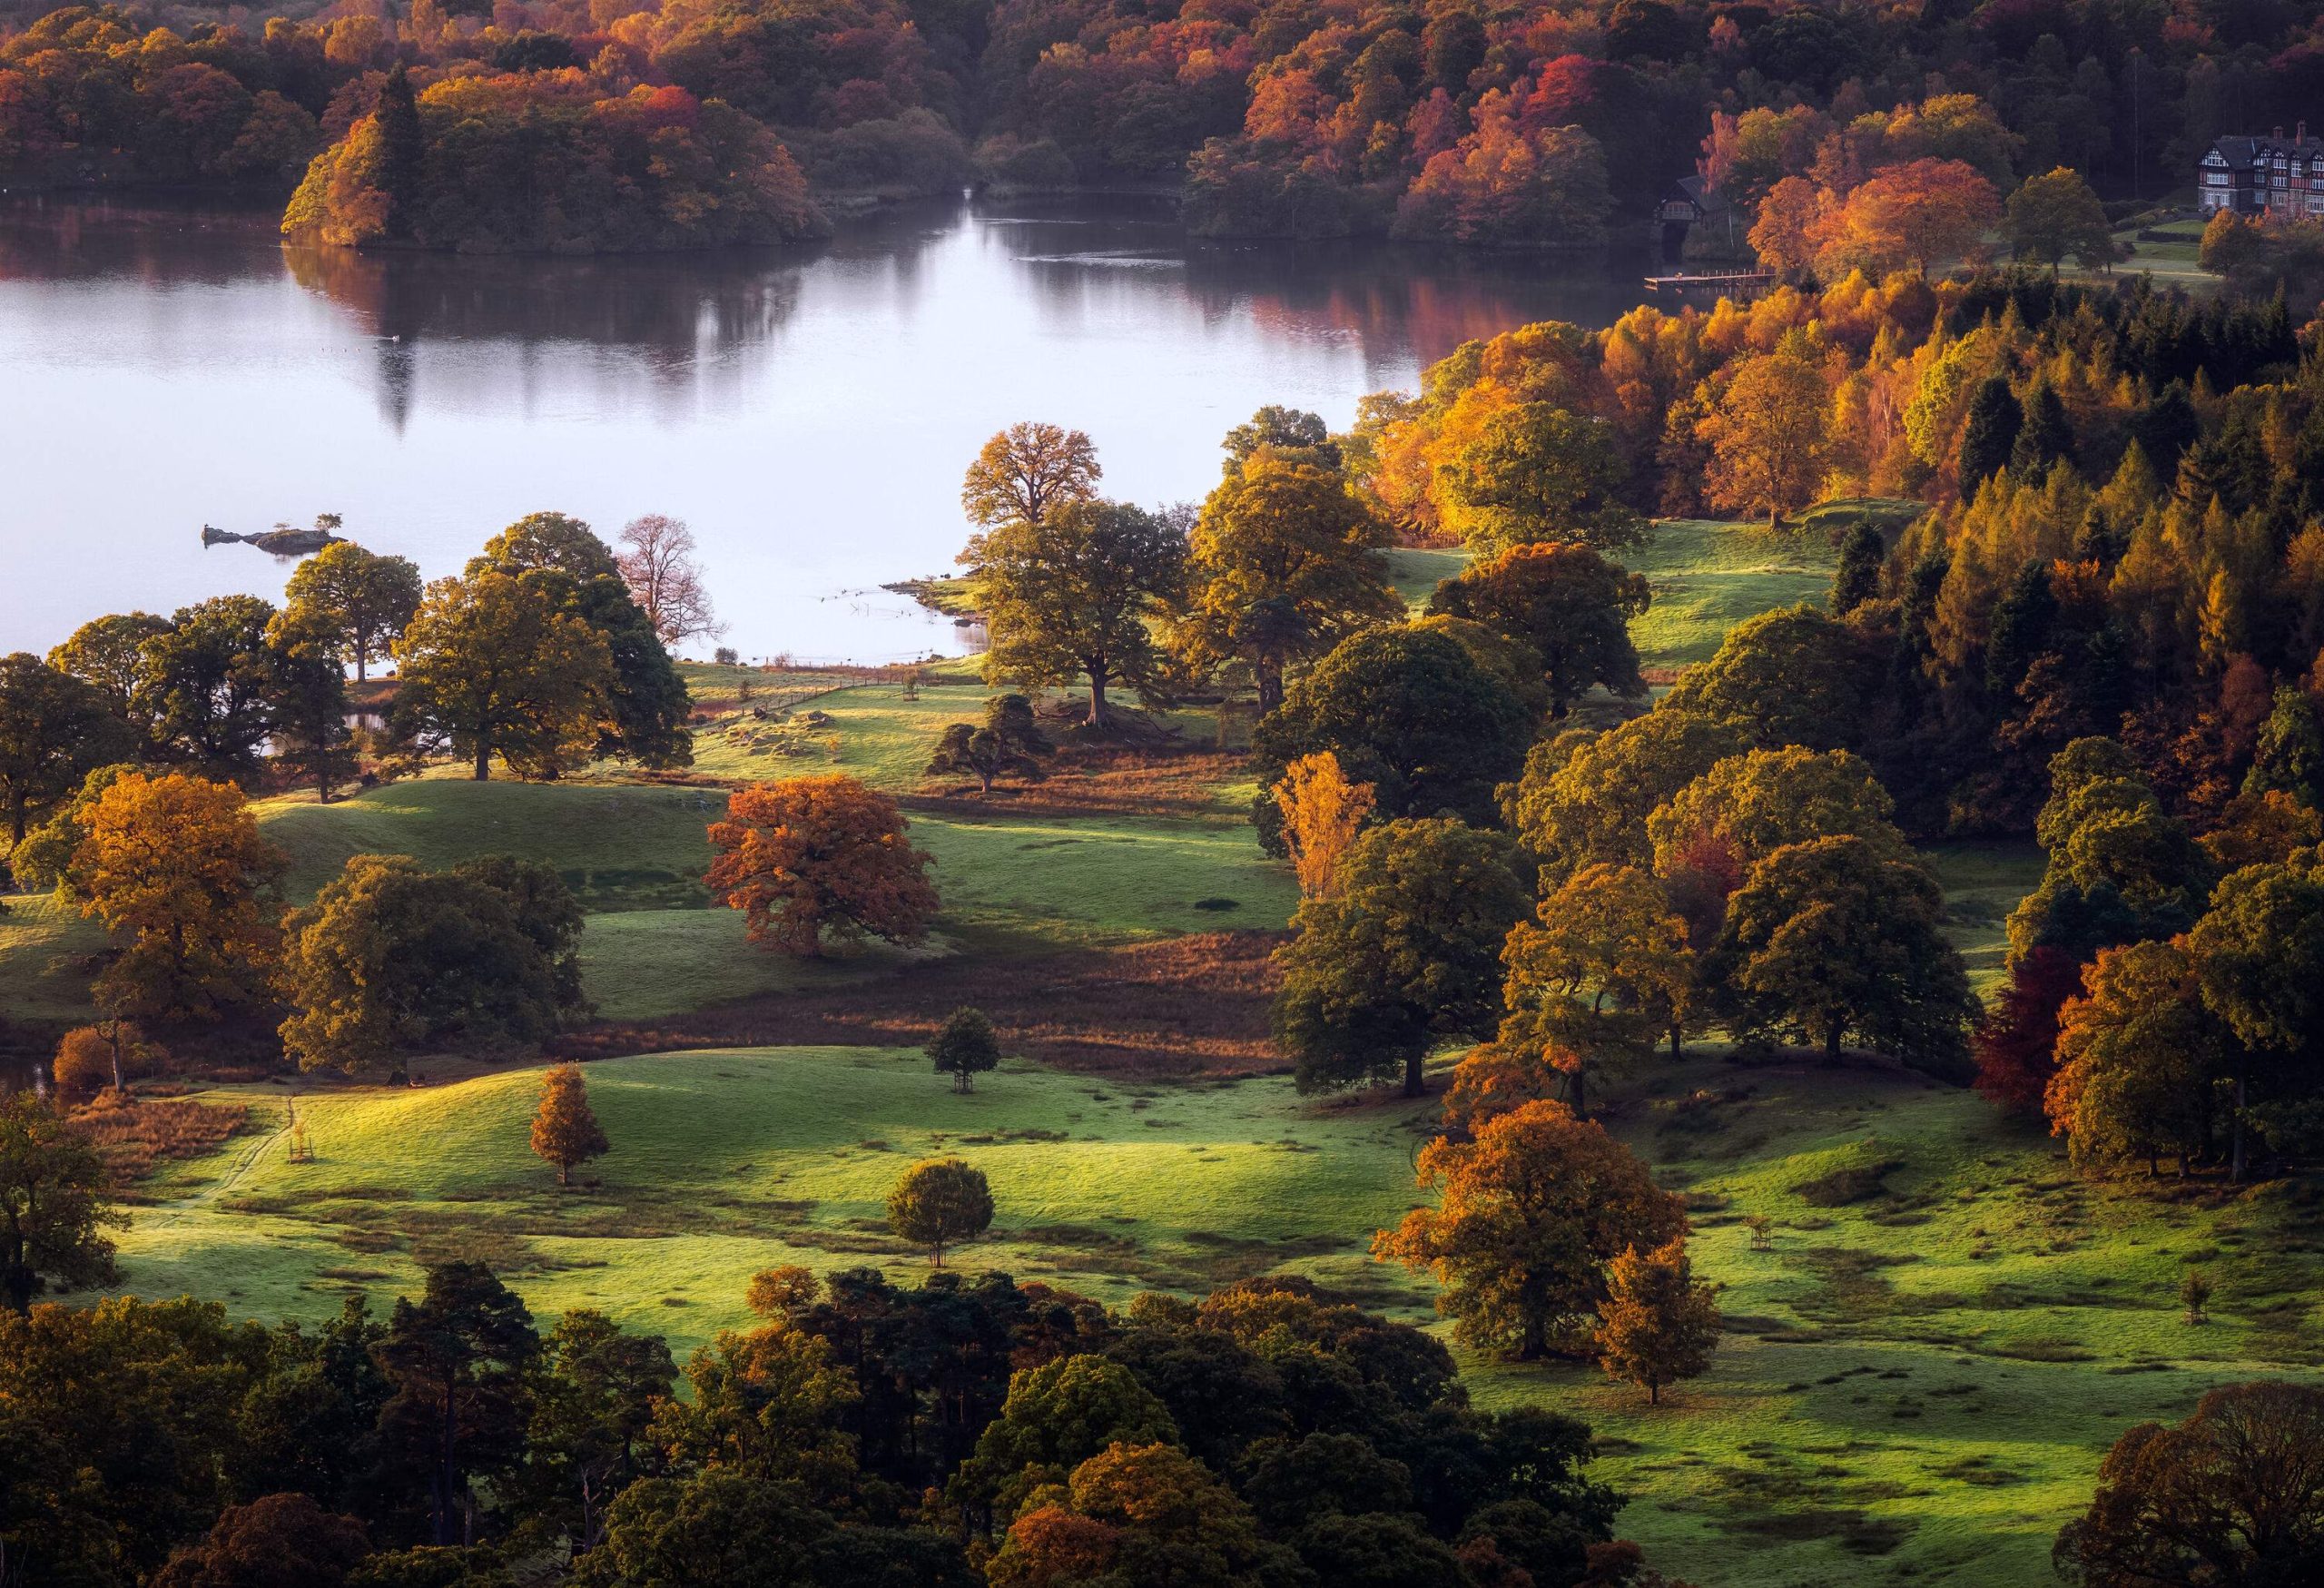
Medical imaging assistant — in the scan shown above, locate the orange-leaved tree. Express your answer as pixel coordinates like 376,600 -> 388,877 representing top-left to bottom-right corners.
1272,751 -> 1375,901
705,775 -> 938,958
1374,1099 -> 1685,1358
530,1061 -> 609,1186
1594,1236 -> 1721,1405
71,771 -> 284,1024
1696,351 -> 1832,530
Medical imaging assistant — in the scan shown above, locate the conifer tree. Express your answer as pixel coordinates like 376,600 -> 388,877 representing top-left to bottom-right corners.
530,1062 -> 609,1187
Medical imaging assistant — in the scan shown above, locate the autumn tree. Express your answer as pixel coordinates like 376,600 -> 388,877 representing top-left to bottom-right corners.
613,515 -> 724,648
1428,543 -> 1650,716
968,499 -> 1186,727
2005,166 -> 2112,271
886,1158 -> 993,1265
1434,401 -> 1644,552
1501,863 -> 1694,1117
928,1006 -> 1001,1093
389,570 -> 614,781
52,1021 -> 162,1096
152,1494 -> 370,1588
282,541 -> 423,684
1817,157 -> 1999,276
0,651 -> 122,847
1249,626 -> 1531,850
1175,450 -> 1402,712
2046,938 -> 2221,1178
1709,834 -> 1976,1070
72,772 -> 284,1023
1972,944 -> 2085,1115
962,422 -> 1103,527
0,1091 -> 125,1315
705,775 -> 937,958
1275,818 -> 1531,1097
987,1441 -> 1273,1588
952,1353 -> 1178,1516
1375,1100 -> 1686,1358
1698,352 -> 1831,529
278,855 -> 586,1076
1594,1237 -> 1720,1405
2055,1382 -> 2324,1588
530,1062 -> 610,1187
1273,751 -> 1375,900
926,693 -> 1051,794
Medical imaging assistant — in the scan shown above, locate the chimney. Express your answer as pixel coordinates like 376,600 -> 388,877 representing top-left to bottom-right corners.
2275,125 -> 2286,141
2301,121 -> 2309,144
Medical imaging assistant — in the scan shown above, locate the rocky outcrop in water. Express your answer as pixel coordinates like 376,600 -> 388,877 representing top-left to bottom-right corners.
202,522 -> 346,556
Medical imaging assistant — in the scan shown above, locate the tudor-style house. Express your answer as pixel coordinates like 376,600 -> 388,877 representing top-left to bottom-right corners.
2199,124 -> 2324,218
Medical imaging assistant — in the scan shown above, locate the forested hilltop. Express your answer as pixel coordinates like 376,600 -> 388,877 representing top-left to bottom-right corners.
5,0 -> 2324,250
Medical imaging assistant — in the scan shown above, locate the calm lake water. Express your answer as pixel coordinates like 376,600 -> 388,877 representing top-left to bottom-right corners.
0,194 -> 1641,663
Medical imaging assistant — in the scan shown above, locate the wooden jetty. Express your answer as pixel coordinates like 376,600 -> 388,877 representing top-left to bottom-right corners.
1642,268 -> 1777,298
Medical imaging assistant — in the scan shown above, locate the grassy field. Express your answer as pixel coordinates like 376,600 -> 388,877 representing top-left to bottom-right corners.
90,1046 -> 1441,1359
85,1033 -> 2313,1588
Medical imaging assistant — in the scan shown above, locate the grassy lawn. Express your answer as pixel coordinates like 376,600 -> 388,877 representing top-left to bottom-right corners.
1924,840 -> 2047,1001
0,891 -> 105,1023
89,1046 -> 1441,1361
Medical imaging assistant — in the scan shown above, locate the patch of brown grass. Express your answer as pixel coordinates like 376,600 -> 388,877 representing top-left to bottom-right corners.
71,1094 -> 250,1185
911,744 -> 1249,821
556,929 -> 1288,1078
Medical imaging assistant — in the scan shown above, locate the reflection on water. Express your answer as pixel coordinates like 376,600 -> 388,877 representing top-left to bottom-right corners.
0,192 -> 1640,663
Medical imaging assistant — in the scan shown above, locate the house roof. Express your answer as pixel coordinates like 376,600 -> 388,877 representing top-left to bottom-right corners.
2206,133 -> 2324,172
1664,173 -> 1733,216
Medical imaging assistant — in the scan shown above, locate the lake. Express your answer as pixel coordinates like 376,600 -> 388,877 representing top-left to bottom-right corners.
0,193 -> 1643,664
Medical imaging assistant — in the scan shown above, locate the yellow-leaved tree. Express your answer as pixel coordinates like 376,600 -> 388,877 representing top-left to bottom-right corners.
1272,751 -> 1375,901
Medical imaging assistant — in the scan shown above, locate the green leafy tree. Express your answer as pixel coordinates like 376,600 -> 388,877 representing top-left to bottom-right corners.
1647,746 -> 1907,880
133,596 -> 281,784
987,1442 -> 1275,1588
8,762 -> 133,893
1502,711 -> 1750,885
1501,863 -> 1695,1117
389,570 -> 614,781
886,1158 -> 994,1265
954,1353 -> 1178,1516
1275,818 -> 1531,1098
2005,166 -> 2112,269
581,1466 -> 976,1588
1176,450 -> 1401,712
1830,521 -> 1884,615
925,694 -> 1051,794
277,854 -> 586,1076
1428,542 -> 1650,717
1436,402 -> 1644,552
468,513 -> 693,769
0,652 -> 123,847
373,1262 -> 541,1547
967,499 -> 1187,727
1710,834 -> 1977,1068
261,608 -> 358,803
516,1309 -> 675,1550
927,1006 -> 1002,1093
377,63 -> 425,236
0,1091 -> 126,1314
1220,405 -> 1339,472
1250,626 -> 1531,852
2247,686 -> 2324,806
48,611 -> 170,725
1660,605 -> 1866,751
284,541 -> 424,685
2191,858 -> 2324,1182
2011,379 -> 2073,477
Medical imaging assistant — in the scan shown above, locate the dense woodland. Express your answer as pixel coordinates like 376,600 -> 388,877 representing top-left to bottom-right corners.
10,0 -> 2324,247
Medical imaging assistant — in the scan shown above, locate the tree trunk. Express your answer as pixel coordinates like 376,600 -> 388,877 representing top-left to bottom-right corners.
1824,1023 -> 1843,1063
355,649 -> 368,686
1256,663 -> 1284,717
1669,1022 -> 1682,1060
558,1161 -> 570,1186
434,1384 -> 459,1546
1403,1050 -> 1426,1098
2230,1068 -> 2249,1184
1649,1379 -> 1660,1406
1087,669 -> 1108,728
473,745 -> 491,781
106,1025 -> 124,1093
7,799 -> 24,847
1570,1060 -> 1587,1121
